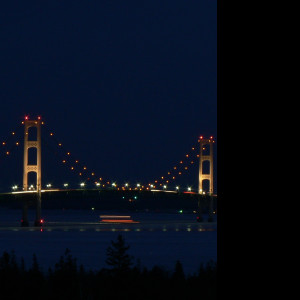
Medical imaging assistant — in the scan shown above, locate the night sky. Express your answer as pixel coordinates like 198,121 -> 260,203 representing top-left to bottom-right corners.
0,1 -> 217,193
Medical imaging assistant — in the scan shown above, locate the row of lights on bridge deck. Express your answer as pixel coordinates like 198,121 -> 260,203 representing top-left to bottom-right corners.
11,183 -> 203,193
12,185 -> 36,191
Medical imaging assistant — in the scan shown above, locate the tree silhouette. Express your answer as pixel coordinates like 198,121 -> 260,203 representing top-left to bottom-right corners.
105,234 -> 133,274
172,260 -> 185,282
0,248 -> 217,299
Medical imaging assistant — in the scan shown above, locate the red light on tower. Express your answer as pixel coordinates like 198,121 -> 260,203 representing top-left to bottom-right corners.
25,116 -> 29,120
38,116 -> 41,120
199,136 -> 203,139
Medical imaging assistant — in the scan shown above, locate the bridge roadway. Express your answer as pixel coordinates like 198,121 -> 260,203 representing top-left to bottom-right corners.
0,188 -> 216,211
0,188 -> 217,198
2,188 -> 202,194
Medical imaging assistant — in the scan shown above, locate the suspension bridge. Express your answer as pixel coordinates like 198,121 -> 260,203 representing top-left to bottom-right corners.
0,115 -> 216,227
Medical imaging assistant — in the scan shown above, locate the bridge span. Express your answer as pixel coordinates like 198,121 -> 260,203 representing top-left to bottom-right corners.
1,116 -> 216,227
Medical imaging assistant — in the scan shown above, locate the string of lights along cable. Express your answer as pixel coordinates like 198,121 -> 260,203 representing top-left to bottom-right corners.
1,115 -> 215,195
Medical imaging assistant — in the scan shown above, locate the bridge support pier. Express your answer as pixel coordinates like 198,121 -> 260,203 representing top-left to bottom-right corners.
197,199 -> 203,222
34,191 -> 42,227
21,202 -> 29,227
208,196 -> 214,222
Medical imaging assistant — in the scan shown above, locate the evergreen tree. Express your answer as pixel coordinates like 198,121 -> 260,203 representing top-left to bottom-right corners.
172,260 -> 185,282
105,234 -> 133,274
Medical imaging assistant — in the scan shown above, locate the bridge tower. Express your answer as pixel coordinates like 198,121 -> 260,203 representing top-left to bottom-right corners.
198,136 -> 215,222
22,117 -> 42,226
198,136 -> 214,195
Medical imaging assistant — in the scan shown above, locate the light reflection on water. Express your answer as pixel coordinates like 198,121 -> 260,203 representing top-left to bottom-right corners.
0,210 -> 217,275
0,209 -> 217,233
0,226 -> 216,232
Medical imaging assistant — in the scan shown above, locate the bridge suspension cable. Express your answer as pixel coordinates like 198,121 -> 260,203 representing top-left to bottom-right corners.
0,123 -> 23,160
41,123 -> 111,188
149,143 -> 199,190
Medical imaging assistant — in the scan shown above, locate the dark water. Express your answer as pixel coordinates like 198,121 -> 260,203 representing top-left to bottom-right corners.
0,208 -> 217,275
